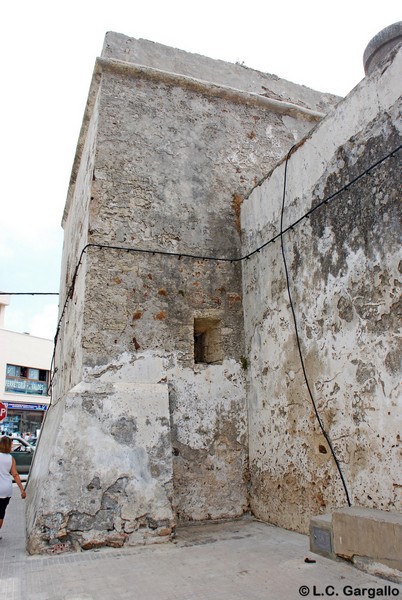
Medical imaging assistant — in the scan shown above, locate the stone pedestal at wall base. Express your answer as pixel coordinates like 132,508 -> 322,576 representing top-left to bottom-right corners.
309,508 -> 402,583
26,380 -> 175,554
332,507 -> 402,573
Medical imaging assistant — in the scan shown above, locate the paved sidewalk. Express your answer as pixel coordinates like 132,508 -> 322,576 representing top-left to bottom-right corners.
0,485 -> 401,600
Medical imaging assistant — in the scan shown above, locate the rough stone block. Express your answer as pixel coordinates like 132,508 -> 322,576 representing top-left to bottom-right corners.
332,507 -> 402,571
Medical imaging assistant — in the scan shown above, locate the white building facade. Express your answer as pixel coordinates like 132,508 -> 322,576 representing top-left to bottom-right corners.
0,295 -> 53,436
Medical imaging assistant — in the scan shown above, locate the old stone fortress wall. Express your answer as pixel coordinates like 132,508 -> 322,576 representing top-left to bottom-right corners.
25,25 -> 401,555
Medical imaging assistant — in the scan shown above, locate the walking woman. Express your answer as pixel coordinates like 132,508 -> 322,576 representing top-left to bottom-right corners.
0,436 -> 26,539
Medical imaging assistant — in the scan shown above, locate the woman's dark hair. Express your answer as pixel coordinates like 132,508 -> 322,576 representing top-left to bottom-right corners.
0,436 -> 12,454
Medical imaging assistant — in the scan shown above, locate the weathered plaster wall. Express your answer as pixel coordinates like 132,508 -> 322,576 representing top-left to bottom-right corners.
169,361 -> 248,520
27,379 -> 174,554
56,84 -> 101,397
79,62 -> 312,526
241,45 -> 402,533
83,40 -> 339,527
26,86 -> 106,550
26,33 -> 340,552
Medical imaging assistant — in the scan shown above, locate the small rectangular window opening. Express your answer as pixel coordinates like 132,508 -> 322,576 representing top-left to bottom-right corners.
194,318 -> 223,365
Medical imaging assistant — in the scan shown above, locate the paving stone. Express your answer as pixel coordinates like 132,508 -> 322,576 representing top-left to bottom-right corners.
1,486 -> 401,600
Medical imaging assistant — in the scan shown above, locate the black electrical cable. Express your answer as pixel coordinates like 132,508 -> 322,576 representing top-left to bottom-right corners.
280,146 -> 352,507
9,142 -> 401,417
52,141 -> 401,346
21,142 -> 401,489
47,250 -> 87,395
0,292 -> 59,295
3,143 -> 401,298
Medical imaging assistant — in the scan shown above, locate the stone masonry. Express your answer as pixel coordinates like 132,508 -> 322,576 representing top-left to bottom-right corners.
25,32 -> 401,554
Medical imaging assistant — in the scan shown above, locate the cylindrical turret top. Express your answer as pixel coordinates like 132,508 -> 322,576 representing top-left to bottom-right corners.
363,22 -> 402,75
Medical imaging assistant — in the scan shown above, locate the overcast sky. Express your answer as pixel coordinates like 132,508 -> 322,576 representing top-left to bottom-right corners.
1,0 -> 400,340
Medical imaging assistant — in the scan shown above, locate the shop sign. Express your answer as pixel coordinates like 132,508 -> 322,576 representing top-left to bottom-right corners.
5,378 -> 48,395
4,403 -> 48,411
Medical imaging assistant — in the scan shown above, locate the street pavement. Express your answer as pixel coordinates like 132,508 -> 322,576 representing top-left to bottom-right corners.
0,484 -> 401,600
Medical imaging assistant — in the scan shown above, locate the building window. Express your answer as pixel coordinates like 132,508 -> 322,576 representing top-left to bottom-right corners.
5,364 -> 49,396
194,318 -> 223,365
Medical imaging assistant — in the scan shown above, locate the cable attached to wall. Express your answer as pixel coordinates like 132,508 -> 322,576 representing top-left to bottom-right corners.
280,146 -> 352,507
0,292 -> 59,296
4,143 -> 400,429
3,143 -> 400,293
48,142 -> 400,359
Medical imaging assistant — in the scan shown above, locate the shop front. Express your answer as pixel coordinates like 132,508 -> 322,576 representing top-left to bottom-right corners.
1,402 -> 48,437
